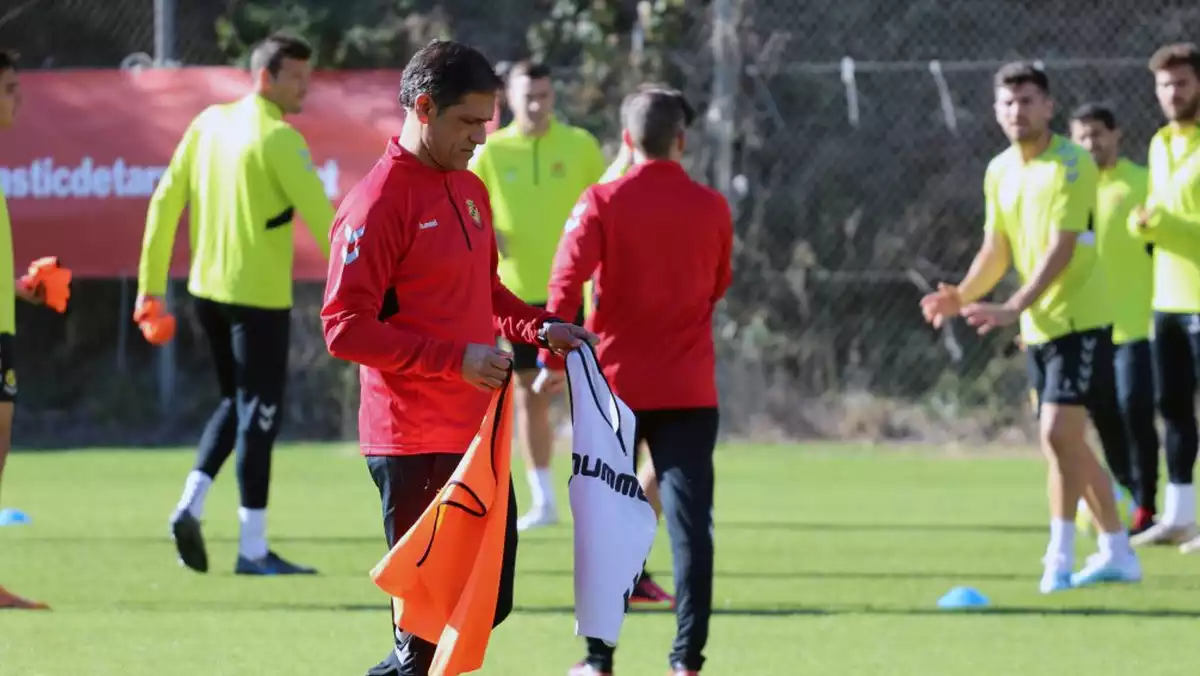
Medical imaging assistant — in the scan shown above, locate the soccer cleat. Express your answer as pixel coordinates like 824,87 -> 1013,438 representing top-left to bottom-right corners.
630,573 -> 676,608
670,667 -> 701,676
1070,552 -> 1142,588
235,550 -> 318,576
1130,521 -> 1199,547
0,585 -> 49,610
1039,567 -> 1072,594
1130,507 -> 1156,536
568,663 -> 611,676
170,511 -> 209,573
1179,534 -> 1200,554
517,506 -> 559,532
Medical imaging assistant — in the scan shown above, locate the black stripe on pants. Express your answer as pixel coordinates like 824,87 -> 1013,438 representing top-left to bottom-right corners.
191,297 -> 290,509
1151,312 -> 1200,485
586,407 -> 719,673
1115,339 -> 1161,510
365,453 -> 519,676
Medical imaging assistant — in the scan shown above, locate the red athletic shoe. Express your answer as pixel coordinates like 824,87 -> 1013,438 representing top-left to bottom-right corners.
670,669 -> 700,676
0,585 -> 49,610
630,574 -> 675,609
1131,507 -> 1156,536
568,663 -> 611,676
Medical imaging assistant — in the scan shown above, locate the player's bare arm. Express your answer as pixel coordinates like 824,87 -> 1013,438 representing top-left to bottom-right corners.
920,227 -> 1011,328
964,225 -> 1078,335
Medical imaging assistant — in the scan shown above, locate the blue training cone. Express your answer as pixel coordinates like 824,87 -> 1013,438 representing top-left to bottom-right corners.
0,508 -> 31,526
937,586 -> 989,610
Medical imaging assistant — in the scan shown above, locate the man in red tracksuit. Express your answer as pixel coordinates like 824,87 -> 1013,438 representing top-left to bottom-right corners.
539,87 -> 734,676
319,39 -> 592,676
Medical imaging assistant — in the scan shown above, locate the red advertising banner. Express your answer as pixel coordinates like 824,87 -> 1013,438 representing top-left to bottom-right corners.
0,67 -> 501,281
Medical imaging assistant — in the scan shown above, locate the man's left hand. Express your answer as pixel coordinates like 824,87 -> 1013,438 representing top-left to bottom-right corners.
543,322 -> 597,355
961,302 -> 1020,335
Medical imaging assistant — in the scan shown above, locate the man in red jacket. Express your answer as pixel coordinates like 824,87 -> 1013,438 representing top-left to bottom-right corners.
319,39 -> 593,676
540,87 -> 733,676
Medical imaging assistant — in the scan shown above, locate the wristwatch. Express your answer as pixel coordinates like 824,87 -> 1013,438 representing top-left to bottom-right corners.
535,317 -> 565,348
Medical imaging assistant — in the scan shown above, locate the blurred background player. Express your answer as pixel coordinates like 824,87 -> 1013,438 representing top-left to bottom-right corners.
0,49 -> 71,610
539,87 -> 732,676
920,63 -> 1141,592
468,60 -> 607,531
1129,43 -> 1200,553
135,33 -> 334,576
593,85 -> 701,610
1068,103 -> 1159,536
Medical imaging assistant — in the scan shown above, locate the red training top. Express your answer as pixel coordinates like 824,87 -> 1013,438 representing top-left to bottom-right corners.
541,160 -> 733,410
322,139 -> 552,456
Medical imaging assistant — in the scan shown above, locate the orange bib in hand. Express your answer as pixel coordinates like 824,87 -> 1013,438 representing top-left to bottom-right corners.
370,379 -> 514,676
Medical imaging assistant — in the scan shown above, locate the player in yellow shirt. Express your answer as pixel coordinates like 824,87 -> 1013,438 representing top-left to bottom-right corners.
0,49 -> 69,610
921,63 -> 1142,592
1069,103 -> 1159,536
1128,43 -> 1200,553
468,61 -> 606,531
136,34 -> 333,576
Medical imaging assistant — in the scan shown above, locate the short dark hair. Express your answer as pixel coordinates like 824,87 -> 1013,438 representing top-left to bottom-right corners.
400,39 -> 502,111
622,84 -> 695,131
249,33 -> 313,77
506,60 -> 552,82
1149,42 -> 1200,76
625,88 -> 692,158
994,61 -> 1050,94
0,50 -> 18,74
1070,102 -> 1118,130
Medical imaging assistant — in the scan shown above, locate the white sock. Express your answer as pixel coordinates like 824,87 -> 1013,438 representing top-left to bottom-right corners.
238,507 -> 268,560
1162,483 -> 1197,526
175,471 -> 212,519
527,468 -> 555,511
1047,519 -> 1075,568
1099,530 -> 1131,558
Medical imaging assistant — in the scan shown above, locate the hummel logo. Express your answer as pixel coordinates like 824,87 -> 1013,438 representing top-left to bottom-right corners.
419,220 -> 439,230
258,403 -> 278,432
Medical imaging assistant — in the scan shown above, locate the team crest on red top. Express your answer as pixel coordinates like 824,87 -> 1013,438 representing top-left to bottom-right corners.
466,199 -> 482,228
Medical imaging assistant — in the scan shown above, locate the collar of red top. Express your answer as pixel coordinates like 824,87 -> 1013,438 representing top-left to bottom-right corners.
385,137 -> 453,176
627,158 -> 686,176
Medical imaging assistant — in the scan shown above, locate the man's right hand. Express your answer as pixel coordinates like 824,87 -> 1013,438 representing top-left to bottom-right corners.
462,344 -> 514,391
919,282 -> 962,329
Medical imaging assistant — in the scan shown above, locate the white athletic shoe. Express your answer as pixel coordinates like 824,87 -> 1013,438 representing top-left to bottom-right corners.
1179,534 -> 1200,554
1130,522 -> 1199,547
1070,551 -> 1142,588
517,505 -> 559,532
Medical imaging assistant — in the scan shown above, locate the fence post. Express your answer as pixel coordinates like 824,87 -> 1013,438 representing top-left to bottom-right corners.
710,0 -> 740,209
154,0 -> 177,418
154,0 -> 175,68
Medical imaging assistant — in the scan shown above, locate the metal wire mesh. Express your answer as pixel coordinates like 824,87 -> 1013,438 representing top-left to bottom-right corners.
4,0 -> 1200,446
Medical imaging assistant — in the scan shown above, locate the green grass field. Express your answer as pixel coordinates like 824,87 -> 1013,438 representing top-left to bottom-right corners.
2,443 -> 1199,675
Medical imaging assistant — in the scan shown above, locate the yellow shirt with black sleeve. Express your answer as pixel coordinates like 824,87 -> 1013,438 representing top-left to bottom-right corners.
984,135 -> 1110,346
137,94 -> 334,310
1095,158 -> 1152,344
0,184 -> 14,335
1132,123 -> 1200,314
469,117 -> 607,303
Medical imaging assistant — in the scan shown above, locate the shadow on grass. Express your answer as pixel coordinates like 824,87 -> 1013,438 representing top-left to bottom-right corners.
719,520 -> 1046,535
107,601 -> 1200,620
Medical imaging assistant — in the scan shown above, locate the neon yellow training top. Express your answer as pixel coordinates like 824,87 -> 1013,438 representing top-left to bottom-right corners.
470,117 -> 606,303
1133,123 -> 1200,314
1095,158 -> 1151,344
138,94 -> 333,310
0,184 -> 13,334
984,135 -> 1109,345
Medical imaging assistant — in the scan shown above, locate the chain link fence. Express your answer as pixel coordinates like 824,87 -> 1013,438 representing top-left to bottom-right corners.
2,0 -> 1197,447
